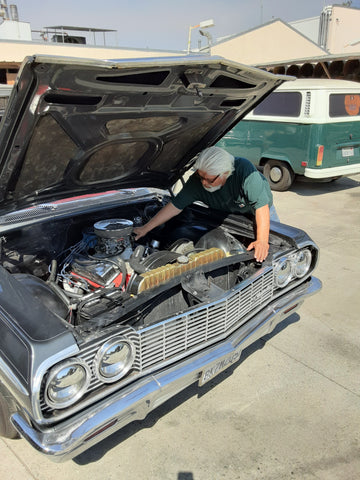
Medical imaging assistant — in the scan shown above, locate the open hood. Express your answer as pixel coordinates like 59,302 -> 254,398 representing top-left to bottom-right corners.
0,55 -> 289,211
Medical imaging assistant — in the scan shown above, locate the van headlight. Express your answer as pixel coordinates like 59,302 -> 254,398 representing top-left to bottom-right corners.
95,337 -> 135,383
274,248 -> 313,288
45,359 -> 90,409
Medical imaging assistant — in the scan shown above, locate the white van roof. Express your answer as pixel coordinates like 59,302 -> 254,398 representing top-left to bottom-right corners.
0,84 -> 12,95
278,78 -> 360,91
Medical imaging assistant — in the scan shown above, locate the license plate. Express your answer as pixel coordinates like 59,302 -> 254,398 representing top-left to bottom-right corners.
342,147 -> 354,157
199,347 -> 242,386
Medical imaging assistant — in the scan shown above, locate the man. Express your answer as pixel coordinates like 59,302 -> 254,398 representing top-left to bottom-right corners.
134,146 -> 278,262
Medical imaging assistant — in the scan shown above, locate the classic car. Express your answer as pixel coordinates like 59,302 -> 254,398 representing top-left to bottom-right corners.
0,54 -> 321,461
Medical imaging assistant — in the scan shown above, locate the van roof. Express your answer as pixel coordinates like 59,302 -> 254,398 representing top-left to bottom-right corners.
0,84 -> 12,94
278,78 -> 360,91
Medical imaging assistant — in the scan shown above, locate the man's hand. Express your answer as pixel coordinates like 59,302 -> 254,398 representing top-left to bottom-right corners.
247,239 -> 269,262
133,225 -> 148,241
133,202 -> 183,241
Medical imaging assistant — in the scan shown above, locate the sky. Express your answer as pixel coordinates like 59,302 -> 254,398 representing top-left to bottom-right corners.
9,0 -> 360,51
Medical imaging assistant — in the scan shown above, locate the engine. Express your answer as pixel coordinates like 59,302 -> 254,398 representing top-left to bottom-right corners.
46,217 -> 247,325
57,217 -> 245,294
59,219 -> 135,296
2,211 -> 252,330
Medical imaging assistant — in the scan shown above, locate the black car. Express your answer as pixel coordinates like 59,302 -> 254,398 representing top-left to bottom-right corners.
0,55 -> 321,461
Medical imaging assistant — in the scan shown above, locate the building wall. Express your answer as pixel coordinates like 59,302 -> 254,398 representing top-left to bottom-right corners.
211,20 -> 326,66
326,6 -> 360,54
0,40 -> 183,84
0,20 -> 31,41
0,40 -> 180,63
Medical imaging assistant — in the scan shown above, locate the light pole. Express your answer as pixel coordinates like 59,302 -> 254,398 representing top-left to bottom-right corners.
187,19 -> 215,54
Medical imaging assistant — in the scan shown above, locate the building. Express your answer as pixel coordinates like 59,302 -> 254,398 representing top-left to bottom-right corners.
1,4 -> 360,85
0,3 -> 184,85
211,5 -> 360,81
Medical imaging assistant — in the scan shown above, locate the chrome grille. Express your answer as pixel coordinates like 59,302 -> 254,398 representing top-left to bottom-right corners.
40,268 -> 273,415
137,268 -> 274,369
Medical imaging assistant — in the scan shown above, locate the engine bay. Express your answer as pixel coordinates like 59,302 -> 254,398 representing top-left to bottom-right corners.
0,199 -> 263,332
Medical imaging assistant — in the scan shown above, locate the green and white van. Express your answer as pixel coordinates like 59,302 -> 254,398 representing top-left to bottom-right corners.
217,79 -> 360,190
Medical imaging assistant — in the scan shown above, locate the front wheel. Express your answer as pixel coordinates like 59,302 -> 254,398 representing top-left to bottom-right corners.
263,160 -> 295,191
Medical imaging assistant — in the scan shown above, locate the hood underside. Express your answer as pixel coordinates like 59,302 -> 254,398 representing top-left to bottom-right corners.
0,55 -> 289,210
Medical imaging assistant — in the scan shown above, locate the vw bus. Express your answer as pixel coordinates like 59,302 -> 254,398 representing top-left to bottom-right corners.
217,79 -> 360,190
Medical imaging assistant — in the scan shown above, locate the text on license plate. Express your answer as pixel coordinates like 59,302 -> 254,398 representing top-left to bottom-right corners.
342,147 -> 354,157
199,347 -> 242,386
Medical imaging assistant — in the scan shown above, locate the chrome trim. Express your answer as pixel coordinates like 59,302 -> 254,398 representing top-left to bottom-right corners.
32,344 -> 80,421
12,276 -> 321,462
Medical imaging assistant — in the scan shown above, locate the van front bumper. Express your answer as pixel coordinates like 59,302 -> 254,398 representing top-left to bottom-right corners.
11,276 -> 321,462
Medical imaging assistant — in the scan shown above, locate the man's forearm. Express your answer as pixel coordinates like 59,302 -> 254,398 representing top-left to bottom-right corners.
145,202 -> 181,231
255,204 -> 270,243
134,202 -> 182,240
246,204 -> 270,262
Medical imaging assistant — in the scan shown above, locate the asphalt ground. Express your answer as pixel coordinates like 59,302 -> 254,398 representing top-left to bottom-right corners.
1,174 -> 359,480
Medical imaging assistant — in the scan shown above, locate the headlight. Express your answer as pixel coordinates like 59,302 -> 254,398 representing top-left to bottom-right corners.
45,359 -> 90,409
274,248 -> 313,288
95,337 -> 135,383
293,249 -> 312,278
274,257 -> 292,288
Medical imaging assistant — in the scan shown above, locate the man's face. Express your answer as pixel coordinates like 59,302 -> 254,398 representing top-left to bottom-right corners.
196,170 -> 228,192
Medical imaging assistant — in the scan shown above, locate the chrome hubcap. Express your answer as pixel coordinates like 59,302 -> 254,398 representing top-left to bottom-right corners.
270,166 -> 282,183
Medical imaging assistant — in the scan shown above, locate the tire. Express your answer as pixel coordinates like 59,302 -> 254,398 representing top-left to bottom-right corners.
0,387 -> 19,439
263,160 -> 295,191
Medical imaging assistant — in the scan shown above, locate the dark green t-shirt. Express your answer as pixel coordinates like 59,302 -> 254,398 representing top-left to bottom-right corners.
172,157 -> 273,216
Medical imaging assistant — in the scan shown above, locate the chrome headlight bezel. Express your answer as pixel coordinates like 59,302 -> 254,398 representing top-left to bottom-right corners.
94,337 -> 135,384
274,248 -> 313,288
44,358 -> 91,409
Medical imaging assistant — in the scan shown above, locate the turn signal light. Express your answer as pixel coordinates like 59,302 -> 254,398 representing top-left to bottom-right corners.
316,145 -> 324,166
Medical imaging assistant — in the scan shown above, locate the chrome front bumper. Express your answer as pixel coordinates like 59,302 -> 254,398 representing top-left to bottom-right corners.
12,276 -> 321,462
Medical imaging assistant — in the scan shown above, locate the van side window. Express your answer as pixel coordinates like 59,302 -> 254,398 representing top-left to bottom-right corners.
253,92 -> 302,117
329,94 -> 360,117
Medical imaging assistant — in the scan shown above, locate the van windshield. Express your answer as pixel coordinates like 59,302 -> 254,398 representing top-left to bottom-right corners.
253,91 -> 302,117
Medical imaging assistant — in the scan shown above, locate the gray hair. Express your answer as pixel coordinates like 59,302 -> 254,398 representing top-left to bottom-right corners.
194,146 -> 235,176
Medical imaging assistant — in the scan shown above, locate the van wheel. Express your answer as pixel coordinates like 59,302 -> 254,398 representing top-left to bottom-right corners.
264,160 -> 295,191
0,388 -> 19,439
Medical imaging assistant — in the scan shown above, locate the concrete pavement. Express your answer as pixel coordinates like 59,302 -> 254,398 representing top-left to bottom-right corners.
1,174 -> 360,480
